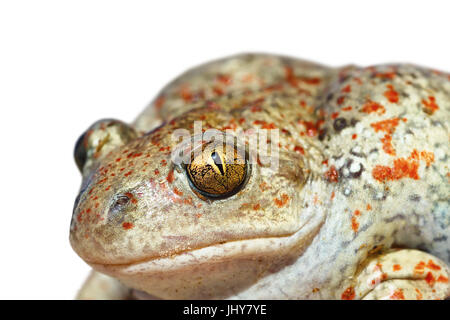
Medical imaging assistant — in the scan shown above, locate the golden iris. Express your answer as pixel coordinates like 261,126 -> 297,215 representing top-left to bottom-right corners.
187,142 -> 248,199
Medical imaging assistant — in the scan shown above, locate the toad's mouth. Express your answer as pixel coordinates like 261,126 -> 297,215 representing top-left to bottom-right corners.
91,235 -> 293,272
89,218 -> 322,277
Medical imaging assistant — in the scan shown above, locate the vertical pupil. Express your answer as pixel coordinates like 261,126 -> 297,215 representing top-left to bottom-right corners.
211,151 -> 225,175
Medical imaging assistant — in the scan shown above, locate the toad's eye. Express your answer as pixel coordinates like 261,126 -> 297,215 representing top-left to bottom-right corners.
186,142 -> 248,199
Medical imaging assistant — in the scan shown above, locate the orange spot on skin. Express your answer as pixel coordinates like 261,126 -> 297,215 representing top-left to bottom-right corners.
330,191 -> 335,200
124,192 -> 137,205
422,96 -> 439,114
213,87 -> 225,96
390,289 -> 405,300
414,261 -> 426,275
420,151 -> 435,167
180,85 -> 193,102
299,120 -> 320,137
337,96 -> 345,105
370,118 -> 400,134
352,134 -> 357,140
183,197 -> 193,205
372,148 -> 434,182
375,71 -> 396,80
351,217 -> 359,233
264,83 -> 284,92
251,105 -> 262,113
253,120 -> 277,130
166,170 -> 174,184
361,101 -> 386,114
294,145 -> 305,155
77,210 -> 84,223
427,260 -> 441,271
373,148 -> 434,183
216,74 -> 232,85
393,264 -> 402,271
341,85 -> 351,93
353,77 -> 363,85
253,203 -> 261,210
331,112 -> 339,119
285,66 -> 298,88
384,84 -> 399,103
154,95 -> 165,109
300,77 -> 321,85
437,275 -> 448,283
366,204 -> 372,210
97,177 -> 108,184
240,203 -> 249,210
372,157 -> 420,182
380,134 -> 395,156
154,169 -> 160,175
341,286 -> 355,300
259,182 -> 269,192
122,222 -> 134,230
173,187 -> 183,196
274,194 -> 290,208
415,288 -> 423,300
425,272 -> 436,287
342,106 -> 352,111
410,149 -> 420,161
284,67 -> 321,88
124,170 -> 133,177
324,165 -> 339,183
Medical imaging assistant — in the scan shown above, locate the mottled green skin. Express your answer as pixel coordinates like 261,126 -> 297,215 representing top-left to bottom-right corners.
71,54 -> 450,299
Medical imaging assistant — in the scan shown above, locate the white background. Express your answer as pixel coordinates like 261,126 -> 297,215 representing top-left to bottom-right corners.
0,0 -> 448,299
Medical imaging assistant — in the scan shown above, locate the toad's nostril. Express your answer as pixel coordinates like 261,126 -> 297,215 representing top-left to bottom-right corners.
114,194 -> 131,208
